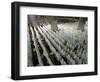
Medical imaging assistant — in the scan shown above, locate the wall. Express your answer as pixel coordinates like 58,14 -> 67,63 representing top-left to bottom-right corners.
0,0 -> 99,81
